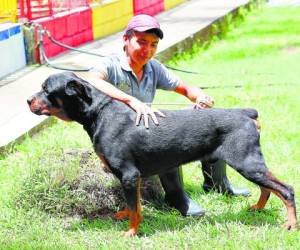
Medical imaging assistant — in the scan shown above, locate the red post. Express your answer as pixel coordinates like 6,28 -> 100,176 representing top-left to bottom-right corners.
26,0 -> 32,20
49,0 -> 53,16
19,0 -> 24,18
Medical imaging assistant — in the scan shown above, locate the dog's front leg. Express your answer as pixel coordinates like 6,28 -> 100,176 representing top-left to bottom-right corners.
116,168 -> 142,236
126,176 -> 142,237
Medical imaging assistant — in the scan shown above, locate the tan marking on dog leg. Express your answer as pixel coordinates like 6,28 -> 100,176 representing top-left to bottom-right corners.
115,208 -> 130,220
124,177 -> 142,237
271,190 -> 297,230
98,154 -> 112,173
264,171 -> 297,230
250,187 -> 271,210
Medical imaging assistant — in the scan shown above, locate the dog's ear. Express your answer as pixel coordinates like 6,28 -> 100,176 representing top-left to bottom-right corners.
65,80 -> 92,104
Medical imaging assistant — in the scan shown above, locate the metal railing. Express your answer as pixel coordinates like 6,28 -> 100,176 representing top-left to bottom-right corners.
19,0 -> 89,21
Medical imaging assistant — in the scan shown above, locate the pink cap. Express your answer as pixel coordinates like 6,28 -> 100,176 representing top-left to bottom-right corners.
125,14 -> 164,39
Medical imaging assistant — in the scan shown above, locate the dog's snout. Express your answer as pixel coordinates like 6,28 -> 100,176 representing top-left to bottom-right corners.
27,95 -> 37,106
27,97 -> 33,105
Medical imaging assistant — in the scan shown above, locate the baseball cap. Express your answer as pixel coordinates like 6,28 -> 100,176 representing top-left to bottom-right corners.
125,14 -> 164,39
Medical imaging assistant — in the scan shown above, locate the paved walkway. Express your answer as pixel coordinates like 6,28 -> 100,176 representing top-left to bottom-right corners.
0,0 -> 250,151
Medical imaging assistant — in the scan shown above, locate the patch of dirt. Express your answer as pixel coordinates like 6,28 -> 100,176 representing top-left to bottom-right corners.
64,149 -> 165,218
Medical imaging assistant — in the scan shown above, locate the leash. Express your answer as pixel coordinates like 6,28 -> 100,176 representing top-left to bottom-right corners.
164,65 -> 200,74
146,103 -> 194,106
33,23 -> 296,90
33,23 -> 201,74
199,82 -> 290,89
48,33 -> 201,74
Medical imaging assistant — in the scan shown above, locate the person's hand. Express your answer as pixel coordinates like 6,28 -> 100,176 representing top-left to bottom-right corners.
194,93 -> 214,109
127,97 -> 165,129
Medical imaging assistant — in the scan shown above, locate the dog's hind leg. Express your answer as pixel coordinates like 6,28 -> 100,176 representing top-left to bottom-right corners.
231,155 -> 297,230
221,125 -> 297,230
261,171 -> 297,230
246,169 -> 296,230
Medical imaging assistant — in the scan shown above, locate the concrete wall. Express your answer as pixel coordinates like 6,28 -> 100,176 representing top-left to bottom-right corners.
0,23 -> 26,78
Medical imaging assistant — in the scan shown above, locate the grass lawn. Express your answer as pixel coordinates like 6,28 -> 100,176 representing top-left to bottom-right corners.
1,4 -> 300,250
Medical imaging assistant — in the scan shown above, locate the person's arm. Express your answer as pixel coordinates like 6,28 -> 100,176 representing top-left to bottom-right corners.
174,80 -> 214,109
155,60 -> 214,109
76,71 -> 165,128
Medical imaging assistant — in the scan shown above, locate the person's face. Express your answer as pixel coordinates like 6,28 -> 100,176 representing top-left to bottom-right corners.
124,31 -> 159,66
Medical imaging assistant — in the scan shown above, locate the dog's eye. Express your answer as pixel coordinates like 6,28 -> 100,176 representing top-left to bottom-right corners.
48,95 -> 60,107
42,84 -> 48,93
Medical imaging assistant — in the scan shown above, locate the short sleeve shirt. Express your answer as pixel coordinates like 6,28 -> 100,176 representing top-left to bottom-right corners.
92,53 -> 180,103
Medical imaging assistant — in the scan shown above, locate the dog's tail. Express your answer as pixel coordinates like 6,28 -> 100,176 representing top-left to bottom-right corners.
240,108 -> 259,119
238,108 -> 260,132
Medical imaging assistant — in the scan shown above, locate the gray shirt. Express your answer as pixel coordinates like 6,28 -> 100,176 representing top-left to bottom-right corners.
93,53 -> 180,103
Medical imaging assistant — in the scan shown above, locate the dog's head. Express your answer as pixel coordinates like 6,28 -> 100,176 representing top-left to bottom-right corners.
27,72 -> 93,122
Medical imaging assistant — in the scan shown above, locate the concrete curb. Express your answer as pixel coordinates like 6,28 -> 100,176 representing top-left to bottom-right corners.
156,0 -> 259,63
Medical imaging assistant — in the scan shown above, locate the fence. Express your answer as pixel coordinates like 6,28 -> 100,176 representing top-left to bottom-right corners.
133,0 -> 164,16
19,0 -> 89,20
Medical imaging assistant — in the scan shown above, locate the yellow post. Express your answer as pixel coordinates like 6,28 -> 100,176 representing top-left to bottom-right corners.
0,0 -> 17,23
91,0 -> 133,39
164,0 -> 186,10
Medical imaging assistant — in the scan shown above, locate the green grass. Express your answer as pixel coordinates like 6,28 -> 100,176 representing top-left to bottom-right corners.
1,5 -> 300,249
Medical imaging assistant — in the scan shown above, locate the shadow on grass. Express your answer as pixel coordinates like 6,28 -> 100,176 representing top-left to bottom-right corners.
205,207 -> 280,227
185,183 -> 281,227
65,200 -> 281,236
58,172 -> 282,235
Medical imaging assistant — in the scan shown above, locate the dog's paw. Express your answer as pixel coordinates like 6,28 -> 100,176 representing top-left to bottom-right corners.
284,221 -> 297,231
249,204 -> 263,211
122,228 -> 138,237
249,204 -> 259,211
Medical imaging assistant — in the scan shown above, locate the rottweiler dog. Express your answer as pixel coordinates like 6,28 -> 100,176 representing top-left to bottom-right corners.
27,72 -> 297,236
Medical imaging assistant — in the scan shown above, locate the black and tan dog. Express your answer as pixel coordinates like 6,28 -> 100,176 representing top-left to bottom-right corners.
27,72 -> 297,236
